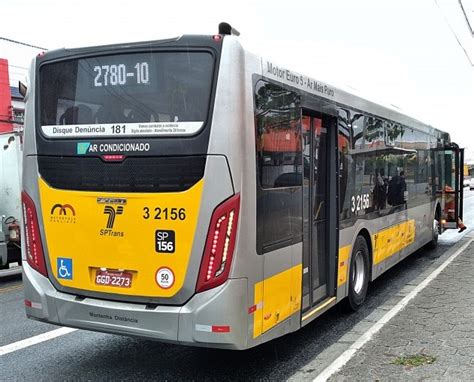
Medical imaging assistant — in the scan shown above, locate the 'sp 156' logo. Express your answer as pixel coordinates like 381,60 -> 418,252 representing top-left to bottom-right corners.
155,230 -> 175,253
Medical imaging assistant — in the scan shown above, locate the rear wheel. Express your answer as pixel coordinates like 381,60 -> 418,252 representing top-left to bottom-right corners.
427,207 -> 441,250
345,236 -> 370,311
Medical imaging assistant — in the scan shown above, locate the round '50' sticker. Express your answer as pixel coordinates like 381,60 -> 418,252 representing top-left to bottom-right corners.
155,267 -> 175,289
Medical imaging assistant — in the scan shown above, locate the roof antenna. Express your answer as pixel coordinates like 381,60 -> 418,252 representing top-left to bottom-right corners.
218,22 -> 240,36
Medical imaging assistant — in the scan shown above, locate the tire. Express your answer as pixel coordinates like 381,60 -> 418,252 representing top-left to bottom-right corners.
426,209 -> 441,250
344,236 -> 370,311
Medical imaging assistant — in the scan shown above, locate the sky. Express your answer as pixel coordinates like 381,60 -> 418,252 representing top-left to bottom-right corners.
1,0 -> 474,160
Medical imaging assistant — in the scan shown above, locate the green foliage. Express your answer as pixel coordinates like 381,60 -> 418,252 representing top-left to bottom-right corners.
392,354 -> 437,367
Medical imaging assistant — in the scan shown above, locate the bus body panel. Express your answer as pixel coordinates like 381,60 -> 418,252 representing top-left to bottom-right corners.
334,198 -> 434,300
177,278 -> 248,349
206,39 -> 278,346
24,259 -> 249,349
336,198 -> 436,296
38,177 -> 204,298
25,153 -> 234,305
245,50 -> 301,344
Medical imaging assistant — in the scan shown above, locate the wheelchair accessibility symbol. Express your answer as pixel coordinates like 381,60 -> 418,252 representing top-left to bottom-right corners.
57,258 -> 73,280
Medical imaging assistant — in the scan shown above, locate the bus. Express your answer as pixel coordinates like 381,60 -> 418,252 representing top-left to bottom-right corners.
22,23 -> 464,349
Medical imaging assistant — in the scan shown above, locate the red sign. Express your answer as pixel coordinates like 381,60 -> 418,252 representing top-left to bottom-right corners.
0,58 -> 13,133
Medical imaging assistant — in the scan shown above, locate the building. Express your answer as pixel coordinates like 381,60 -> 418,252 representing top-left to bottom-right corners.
0,58 -> 24,133
10,85 -> 25,127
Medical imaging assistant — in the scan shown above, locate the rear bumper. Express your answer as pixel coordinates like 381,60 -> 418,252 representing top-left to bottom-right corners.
23,263 -> 249,349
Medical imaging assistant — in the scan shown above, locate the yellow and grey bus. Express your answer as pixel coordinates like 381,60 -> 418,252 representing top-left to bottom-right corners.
22,24 -> 464,349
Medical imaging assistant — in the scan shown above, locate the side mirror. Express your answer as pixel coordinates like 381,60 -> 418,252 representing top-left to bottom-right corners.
19,81 -> 27,98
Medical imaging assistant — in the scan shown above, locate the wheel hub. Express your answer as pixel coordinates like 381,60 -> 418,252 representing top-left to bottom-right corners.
353,250 -> 365,295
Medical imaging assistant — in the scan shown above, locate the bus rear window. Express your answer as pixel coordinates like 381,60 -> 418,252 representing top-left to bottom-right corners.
39,51 -> 214,138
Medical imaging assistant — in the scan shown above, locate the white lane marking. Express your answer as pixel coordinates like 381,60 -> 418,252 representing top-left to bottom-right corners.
314,238 -> 474,382
0,327 -> 78,356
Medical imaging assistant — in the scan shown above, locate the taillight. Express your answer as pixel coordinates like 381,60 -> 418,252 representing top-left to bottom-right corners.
22,191 -> 47,277
196,194 -> 240,293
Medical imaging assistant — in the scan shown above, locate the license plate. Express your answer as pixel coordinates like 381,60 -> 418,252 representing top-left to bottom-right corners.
95,269 -> 132,288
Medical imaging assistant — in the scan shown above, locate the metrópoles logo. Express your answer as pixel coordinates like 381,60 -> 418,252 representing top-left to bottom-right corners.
50,203 -> 76,224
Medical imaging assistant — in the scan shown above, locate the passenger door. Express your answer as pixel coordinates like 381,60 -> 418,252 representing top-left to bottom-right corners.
436,145 -> 464,229
301,111 -> 338,311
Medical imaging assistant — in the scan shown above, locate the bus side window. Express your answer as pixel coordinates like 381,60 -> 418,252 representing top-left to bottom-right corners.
254,80 -> 302,254
255,81 -> 302,189
337,124 -> 350,219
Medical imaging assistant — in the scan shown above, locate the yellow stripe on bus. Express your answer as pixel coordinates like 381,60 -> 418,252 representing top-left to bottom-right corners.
253,263 -> 302,338
373,219 -> 416,265
337,245 -> 351,287
337,220 -> 416,287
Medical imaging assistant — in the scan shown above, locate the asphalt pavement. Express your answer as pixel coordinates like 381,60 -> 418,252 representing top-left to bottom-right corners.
1,190 -> 474,381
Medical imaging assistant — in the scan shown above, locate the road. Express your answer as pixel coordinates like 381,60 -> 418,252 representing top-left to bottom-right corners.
1,191 -> 474,381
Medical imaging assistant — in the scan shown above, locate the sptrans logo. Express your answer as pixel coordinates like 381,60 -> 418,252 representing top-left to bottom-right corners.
50,203 -> 76,224
103,206 -> 123,229
100,205 -> 124,237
